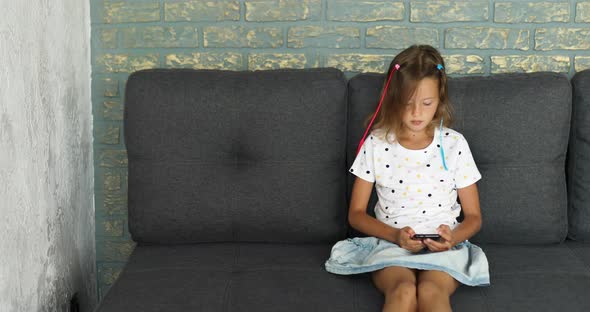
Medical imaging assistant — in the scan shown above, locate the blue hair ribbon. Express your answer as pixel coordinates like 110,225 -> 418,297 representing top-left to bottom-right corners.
439,118 -> 448,171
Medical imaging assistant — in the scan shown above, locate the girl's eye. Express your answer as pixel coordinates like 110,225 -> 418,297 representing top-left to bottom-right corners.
424,102 -> 432,106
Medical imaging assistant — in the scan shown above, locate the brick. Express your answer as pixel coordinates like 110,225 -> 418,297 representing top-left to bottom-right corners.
102,191 -> 127,215
97,1 -> 160,23
494,2 -> 570,23
104,170 -> 122,191
98,219 -> 125,237
577,2 -> 590,22
94,168 -> 128,195
443,55 -> 485,74
99,149 -> 128,168
99,240 -> 136,262
575,56 -> 590,72
308,53 -> 321,68
101,100 -> 123,121
121,26 -> 198,48
165,0 -> 239,21
248,53 -> 307,70
327,0 -> 404,22
535,28 -> 590,50
98,29 -> 117,49
97,263 -> 125,295
327,54 -> 394,73
366,26 -> 438,49
122,171 -> 128,192
245,0 -> 321,21
103,78 -> 119,97
165,52 -> 243,70
288,26 -> 360,48
95,124 -> 120,145
204,26 -> 283,48
491,55 -> 570,73
95,53 -> 159,73
94,78 -> 119,98
410,0 -> 488,23
445,27 -> 530,50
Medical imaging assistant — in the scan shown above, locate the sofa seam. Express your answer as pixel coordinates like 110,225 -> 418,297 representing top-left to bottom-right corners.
125,159 -> 341,164
221,278 -> 232,312
479,286 -> 491,312
352,277 -> 358,312
222,245 -> 239,312
476,160 -> 568,168
567,76 -> 580,239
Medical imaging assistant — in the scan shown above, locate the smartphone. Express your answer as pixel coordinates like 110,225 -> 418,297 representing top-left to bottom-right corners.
413,234 -> 441,240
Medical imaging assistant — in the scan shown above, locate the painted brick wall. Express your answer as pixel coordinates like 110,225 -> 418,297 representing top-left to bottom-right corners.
91,0 -> 590,299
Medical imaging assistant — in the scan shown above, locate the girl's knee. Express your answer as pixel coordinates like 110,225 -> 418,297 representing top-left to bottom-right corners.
386,282 -> 417,302
417,280 -> 446,299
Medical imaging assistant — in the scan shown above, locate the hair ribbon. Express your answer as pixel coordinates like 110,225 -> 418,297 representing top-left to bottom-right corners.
439,118 -> 448,171
355,64 -> 400,156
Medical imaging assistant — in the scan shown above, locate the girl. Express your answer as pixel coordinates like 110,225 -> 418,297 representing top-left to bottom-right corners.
325,45 -> 490,312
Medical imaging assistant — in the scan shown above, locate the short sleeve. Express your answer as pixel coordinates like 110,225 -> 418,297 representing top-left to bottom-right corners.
349,136 -> 375,183
453,136 -> 482,189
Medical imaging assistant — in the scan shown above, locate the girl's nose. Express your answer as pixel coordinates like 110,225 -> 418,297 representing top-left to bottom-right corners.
411,103 -> 421,116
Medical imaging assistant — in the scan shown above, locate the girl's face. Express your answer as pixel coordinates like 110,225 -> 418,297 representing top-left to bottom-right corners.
401,77 -> 440,136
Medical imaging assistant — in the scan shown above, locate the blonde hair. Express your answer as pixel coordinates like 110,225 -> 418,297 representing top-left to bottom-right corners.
367,45 -> 453,142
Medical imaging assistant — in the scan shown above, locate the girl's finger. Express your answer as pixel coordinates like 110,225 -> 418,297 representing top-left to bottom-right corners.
438,230 -> 452,242
436,226 -> 453,242
425,238 -> 447,251
424,241 -> 439,252
437,224 -> 450,234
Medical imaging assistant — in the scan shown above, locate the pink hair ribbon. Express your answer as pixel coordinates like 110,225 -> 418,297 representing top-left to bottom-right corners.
355,64 -> 400,156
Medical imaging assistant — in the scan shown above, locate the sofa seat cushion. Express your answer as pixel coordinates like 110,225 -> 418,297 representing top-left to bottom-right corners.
96,243 -> 359,312
330,242 -> 590,311
96,242 -> 590,312
565,239 -> 590,266
474,243 -> 590,311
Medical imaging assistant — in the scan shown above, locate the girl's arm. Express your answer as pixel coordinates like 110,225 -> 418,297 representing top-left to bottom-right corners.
424,180 -> 482,251
347,177 -> 401,244
451,183 -> 482,245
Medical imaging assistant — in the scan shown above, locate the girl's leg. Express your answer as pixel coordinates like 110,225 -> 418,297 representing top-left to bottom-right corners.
372,266 -> 419,312
416,270 -> 460,312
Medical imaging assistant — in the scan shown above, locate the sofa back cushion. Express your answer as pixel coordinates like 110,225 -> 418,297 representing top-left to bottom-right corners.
125,68 -> 348,244
568,69 -> 590,241
347,72 -> 571,244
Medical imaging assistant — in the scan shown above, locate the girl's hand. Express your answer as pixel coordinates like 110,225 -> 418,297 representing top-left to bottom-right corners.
423,224 -> 455,252
396,226 -> 425,253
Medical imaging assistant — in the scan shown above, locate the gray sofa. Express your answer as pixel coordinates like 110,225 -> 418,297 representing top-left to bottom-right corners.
95,68 -> 590,311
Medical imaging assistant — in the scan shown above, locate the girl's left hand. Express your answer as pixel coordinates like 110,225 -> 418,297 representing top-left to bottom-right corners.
423,225 -> 455,252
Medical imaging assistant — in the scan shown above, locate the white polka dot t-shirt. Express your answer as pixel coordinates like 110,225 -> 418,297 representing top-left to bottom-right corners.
349,126 -> 482,234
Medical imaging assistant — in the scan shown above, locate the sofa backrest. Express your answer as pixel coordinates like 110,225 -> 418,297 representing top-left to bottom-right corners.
347,72 -> 571,244
124,68 -> 348,244
568,69 -> 590,241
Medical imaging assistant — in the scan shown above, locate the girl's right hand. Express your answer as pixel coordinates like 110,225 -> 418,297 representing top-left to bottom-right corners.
396,226 -> 425,253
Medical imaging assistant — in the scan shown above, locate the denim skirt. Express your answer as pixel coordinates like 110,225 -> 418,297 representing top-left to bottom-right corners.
325,237 -> 490,287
